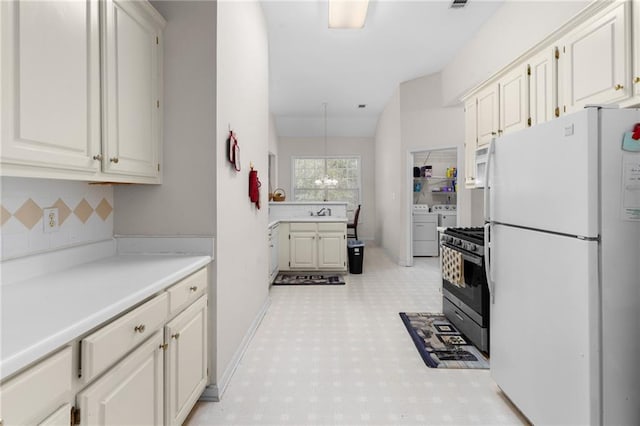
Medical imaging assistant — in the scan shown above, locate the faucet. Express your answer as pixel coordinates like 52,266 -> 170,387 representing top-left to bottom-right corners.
316,207 -> 331,216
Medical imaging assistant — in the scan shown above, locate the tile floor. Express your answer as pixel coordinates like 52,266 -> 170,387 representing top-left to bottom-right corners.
186,245 -> 527,425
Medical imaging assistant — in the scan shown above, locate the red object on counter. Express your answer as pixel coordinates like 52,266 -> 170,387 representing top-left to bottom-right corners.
249,169 -> 261,209
632,123 -> 640,140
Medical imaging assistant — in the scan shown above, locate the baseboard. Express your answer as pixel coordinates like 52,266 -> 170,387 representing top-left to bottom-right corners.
200,295 -> 271,402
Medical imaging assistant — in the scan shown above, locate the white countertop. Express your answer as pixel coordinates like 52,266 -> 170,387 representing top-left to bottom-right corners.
0,254 -> 211,381
269,217 -> 348,229
269,201 -> 347,206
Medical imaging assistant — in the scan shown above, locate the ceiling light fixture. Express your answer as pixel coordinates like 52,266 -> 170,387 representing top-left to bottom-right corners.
328,0 -> 370,29
315,103 -> 338,188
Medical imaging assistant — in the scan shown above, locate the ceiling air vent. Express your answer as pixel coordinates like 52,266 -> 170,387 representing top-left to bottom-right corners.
450,0 -> 468,9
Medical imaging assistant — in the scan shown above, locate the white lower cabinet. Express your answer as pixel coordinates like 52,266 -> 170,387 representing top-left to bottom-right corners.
77,332 -> 164,426
164,296 -> 208,426
0,347 -> 73,425
0,267 -> 209,426
318,232 -> 346,269
289,231 -> 317,269
39,403 -> 72,426
282,222 -> 347,272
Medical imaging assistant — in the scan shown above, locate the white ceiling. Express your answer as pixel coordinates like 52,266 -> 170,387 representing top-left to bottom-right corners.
261,0 -> 504,139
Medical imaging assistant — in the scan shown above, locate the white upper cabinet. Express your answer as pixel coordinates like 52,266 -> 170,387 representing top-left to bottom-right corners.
498,63 -> 530,136
631,0 -> 640,97
560,1 -> 631,114
528,46 -> 558,125
476,84 -> 500,146
0,0 -> 165,183
463,99 -> 478,187
102,0 -> 163,178
0,0 -> 101,175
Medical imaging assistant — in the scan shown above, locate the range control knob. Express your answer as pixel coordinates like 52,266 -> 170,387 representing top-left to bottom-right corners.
455,239 -> 462,247
468,244 -> 477,252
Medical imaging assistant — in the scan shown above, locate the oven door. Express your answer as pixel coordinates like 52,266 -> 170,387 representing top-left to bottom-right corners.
441,242 -> 488,321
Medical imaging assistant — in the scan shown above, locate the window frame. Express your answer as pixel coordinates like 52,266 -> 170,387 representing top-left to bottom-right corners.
291,155 -> 362,211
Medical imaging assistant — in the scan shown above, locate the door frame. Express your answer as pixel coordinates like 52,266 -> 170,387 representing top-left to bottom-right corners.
405,146 -> 458,267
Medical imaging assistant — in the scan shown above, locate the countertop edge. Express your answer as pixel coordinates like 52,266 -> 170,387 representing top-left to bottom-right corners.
0,255 -> 211,382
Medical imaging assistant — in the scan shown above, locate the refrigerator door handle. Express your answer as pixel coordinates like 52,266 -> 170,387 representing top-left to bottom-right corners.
483,137 -> 495,222
484,222 -> 495,303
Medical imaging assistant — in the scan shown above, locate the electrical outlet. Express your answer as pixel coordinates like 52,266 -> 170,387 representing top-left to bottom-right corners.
43,207 -> 59,233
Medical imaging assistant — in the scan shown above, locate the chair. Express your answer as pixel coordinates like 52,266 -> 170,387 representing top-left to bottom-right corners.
347,204 -> 361,240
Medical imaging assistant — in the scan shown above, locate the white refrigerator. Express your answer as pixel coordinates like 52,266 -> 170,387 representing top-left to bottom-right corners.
485,107 -> 640,425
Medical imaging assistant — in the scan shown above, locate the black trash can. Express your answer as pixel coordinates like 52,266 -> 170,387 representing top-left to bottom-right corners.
347,240 -> 365,274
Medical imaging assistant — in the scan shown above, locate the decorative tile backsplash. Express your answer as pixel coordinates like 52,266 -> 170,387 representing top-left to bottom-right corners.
1,177 -> 114,260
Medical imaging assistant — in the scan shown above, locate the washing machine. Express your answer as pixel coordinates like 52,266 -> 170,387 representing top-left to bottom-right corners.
412,205 -> 439,256
432,204 -> 457,227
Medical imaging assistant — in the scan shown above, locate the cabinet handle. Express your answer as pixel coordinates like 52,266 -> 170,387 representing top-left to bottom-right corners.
189,286 -> 198,292
92,154 -> 102,161
110,157 -> 119,164
172,332 -> 180,339
491,132 -> 497,136
134,324 -> 146,333
614,84 -> 624,91
159,343 -> 168,351
634,77 -> 640,84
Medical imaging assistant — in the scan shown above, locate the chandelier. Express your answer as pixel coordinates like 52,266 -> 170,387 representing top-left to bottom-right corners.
315,102 -> 338,187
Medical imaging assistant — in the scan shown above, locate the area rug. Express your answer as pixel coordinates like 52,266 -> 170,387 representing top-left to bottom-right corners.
399,312 -> 489,369
272,273 -> 346,286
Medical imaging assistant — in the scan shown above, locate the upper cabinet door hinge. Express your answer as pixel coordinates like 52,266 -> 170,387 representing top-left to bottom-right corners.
555,46 -> 560,59
71,407 -> 81,425
156,36 -> 159,45
156,100 -> 160,108
555,107 -> 560,117
157,163 -> 160,172
527,65 -> 531,76
527,117 -> 532,127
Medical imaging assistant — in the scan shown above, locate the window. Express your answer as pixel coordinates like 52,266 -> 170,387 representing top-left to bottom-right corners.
292,157 -> 361,211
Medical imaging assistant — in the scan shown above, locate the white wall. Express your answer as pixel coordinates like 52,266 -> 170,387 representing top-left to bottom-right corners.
399,73 -> 466,265
374,88 -> 402,261
215,0 -> 270,395
277,137 -> 376,241
441,0 -> 590,105
115,0 -> 217,236
113,0 -> 220,393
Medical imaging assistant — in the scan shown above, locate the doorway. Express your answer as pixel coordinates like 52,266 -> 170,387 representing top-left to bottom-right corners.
407,147 -> 458,264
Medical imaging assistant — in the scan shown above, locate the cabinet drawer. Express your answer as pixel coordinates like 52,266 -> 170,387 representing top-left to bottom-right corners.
167,268 -> 207,316
0,347 -> 72,425
317,222 -> 346,232
81,293 -> 168,383
289,222 -> 317,232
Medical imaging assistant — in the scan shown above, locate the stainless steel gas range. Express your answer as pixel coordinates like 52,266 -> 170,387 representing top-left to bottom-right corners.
440,227 -> 489,353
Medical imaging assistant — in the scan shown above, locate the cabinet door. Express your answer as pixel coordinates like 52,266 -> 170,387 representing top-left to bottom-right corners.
0,347 -> 72,425
318,232 -> 346,270
38,403 -> 71,426
278,223 -> 291,271
77,332 -> 164,426
464,99 -> 478,187
529,46 -> 558,125
270,225 -> 279,279
102,0 -> 164,178
165,296 -> 208,426
498,64 -> 529,135
289,232 -> 317,269
476,84 -> 500,146
561,1 -> 631,114
0,0 -> 101,175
